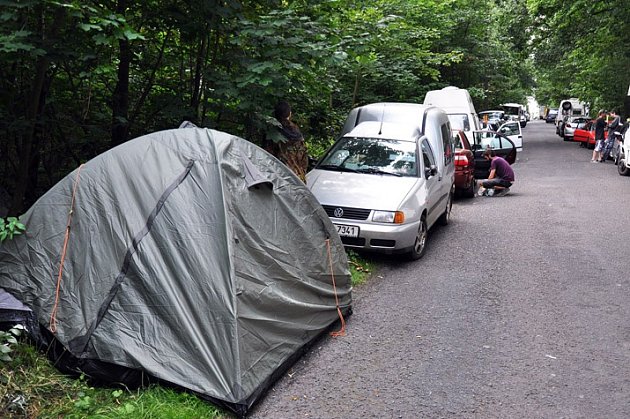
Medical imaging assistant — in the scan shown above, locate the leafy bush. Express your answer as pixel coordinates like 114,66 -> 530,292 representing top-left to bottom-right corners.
0,217 -> 25,242
0,325 -> 25,362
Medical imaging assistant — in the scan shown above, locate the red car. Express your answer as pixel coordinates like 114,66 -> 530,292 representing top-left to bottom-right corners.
573,120 -> 607,149
453,130 -> 476,197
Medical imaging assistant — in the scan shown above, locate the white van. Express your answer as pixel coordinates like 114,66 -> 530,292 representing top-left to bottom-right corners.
501,103 -> 527,128
308,103 -> 455,260
423,86 -> 481,145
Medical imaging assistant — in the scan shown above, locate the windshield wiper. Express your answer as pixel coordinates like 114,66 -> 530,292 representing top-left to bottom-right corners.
357,168 -> 402,177
316,164 -> 358,173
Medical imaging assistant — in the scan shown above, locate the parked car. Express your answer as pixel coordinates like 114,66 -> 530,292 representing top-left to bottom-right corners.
478,110 -> 505,131
497,120 -> 523,150
308,103 -> 455,260
562,116 -> 590,141
453,130 -> 476,197
573,120 -> 607,149
469,130 -> 517,179
545,109 -> 558,123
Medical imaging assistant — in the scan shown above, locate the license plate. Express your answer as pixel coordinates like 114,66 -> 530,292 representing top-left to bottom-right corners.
335,224 -> 359,238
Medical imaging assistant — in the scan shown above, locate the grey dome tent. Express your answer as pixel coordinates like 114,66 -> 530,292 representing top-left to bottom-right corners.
0,125 -> 352,416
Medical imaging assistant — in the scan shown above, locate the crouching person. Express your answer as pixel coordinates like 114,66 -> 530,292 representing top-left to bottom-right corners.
477,149 -> 514,197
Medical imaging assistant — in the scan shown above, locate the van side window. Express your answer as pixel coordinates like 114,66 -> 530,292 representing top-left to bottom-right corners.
440,124 -> 453,164
421,139 -> 436,177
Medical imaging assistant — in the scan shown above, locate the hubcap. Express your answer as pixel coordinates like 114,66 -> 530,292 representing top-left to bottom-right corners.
415,222 -> 427,253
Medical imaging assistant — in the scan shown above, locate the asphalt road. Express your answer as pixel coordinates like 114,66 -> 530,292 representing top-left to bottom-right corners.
249,120 -> 630,419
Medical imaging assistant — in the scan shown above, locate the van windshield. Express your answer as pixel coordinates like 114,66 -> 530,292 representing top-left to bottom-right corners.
318,137 -> 417,176
447,114 -> 470,131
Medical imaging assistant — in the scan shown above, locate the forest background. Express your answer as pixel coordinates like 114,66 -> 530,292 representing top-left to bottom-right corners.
1,0 -> 629,216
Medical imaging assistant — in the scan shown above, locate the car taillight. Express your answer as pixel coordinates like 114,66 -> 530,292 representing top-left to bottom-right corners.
455,154 -> 469,166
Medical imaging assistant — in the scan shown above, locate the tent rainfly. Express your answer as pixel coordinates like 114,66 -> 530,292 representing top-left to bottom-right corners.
0,125 -> 352,416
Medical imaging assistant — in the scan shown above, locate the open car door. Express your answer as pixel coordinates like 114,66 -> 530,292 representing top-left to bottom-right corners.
573,120 -> 593,144
498,120 -> 523,150
471,130 -> 517,179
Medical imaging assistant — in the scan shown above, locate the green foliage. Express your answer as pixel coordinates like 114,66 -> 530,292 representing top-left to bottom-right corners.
528,0 -> 630,112
346,250 -> 374,287
0,341 -> 226,418
0,325 -> 24,362
0,217 -> 25,242
2,0 -> 623,213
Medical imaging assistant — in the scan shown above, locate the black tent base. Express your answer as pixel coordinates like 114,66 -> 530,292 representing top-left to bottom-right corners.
32,306 -> 352,418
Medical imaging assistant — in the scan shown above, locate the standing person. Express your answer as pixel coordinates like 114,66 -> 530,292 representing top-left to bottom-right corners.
273,100 -> 308,182
591,110 -> 607,163
601,109 -> 621,162
477,149 -> 515,197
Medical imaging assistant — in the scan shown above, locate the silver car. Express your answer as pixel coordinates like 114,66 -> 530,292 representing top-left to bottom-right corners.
307,105 -> 455,260
562,116 -> 589,141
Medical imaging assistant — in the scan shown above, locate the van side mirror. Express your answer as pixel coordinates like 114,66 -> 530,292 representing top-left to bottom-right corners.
424,165 -> 438,179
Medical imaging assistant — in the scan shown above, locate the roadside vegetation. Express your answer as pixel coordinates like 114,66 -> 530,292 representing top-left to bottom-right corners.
0,342 -> 226,418
0,0 -> 626,416
528,0 -> 630,112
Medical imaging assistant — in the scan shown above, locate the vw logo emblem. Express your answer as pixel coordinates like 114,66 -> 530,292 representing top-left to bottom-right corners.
333,208 -> 344,218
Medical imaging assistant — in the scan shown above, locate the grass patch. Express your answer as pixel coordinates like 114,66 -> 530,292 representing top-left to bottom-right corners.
0,342 -> 228,418
346,250 -> 374,286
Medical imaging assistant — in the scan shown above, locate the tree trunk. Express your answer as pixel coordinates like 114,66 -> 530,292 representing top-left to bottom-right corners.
191,32 -> 208,114
110,0 -> 130,148
10,6 -> 66,215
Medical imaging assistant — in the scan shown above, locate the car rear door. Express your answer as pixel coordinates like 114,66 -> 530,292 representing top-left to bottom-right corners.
471,131 -> 516,179
573,121 -> 592,143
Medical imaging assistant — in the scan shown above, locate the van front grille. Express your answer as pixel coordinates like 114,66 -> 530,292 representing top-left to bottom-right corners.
322,205 -> 371,220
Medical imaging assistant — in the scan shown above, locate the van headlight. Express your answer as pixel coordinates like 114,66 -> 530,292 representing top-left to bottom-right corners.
372,211 -> 405,224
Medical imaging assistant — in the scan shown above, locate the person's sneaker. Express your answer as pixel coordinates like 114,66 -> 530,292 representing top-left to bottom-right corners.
591,160 -> 597,163
495,188 -> 510,197
486,189 -> 495,197
477,187 -> 485,196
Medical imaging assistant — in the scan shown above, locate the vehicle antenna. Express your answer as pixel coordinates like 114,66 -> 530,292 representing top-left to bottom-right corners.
378,104 -> 386,135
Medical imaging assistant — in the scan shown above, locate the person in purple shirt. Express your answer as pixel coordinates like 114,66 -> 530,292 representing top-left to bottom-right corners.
477,148 -> 515,197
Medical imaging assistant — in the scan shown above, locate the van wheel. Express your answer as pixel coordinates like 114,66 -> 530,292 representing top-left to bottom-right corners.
439,191 -> 453,226
407,217 -> 428,260
618,158 -> 629,176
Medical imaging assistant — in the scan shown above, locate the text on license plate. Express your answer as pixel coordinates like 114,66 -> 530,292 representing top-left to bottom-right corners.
335,224 -> 359,238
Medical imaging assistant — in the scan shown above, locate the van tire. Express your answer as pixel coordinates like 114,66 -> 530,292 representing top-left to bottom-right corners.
407,216 -> 428,260
438,190 -> 453,225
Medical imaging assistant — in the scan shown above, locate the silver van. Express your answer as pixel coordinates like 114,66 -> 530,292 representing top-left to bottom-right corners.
307,103 -> 455,259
